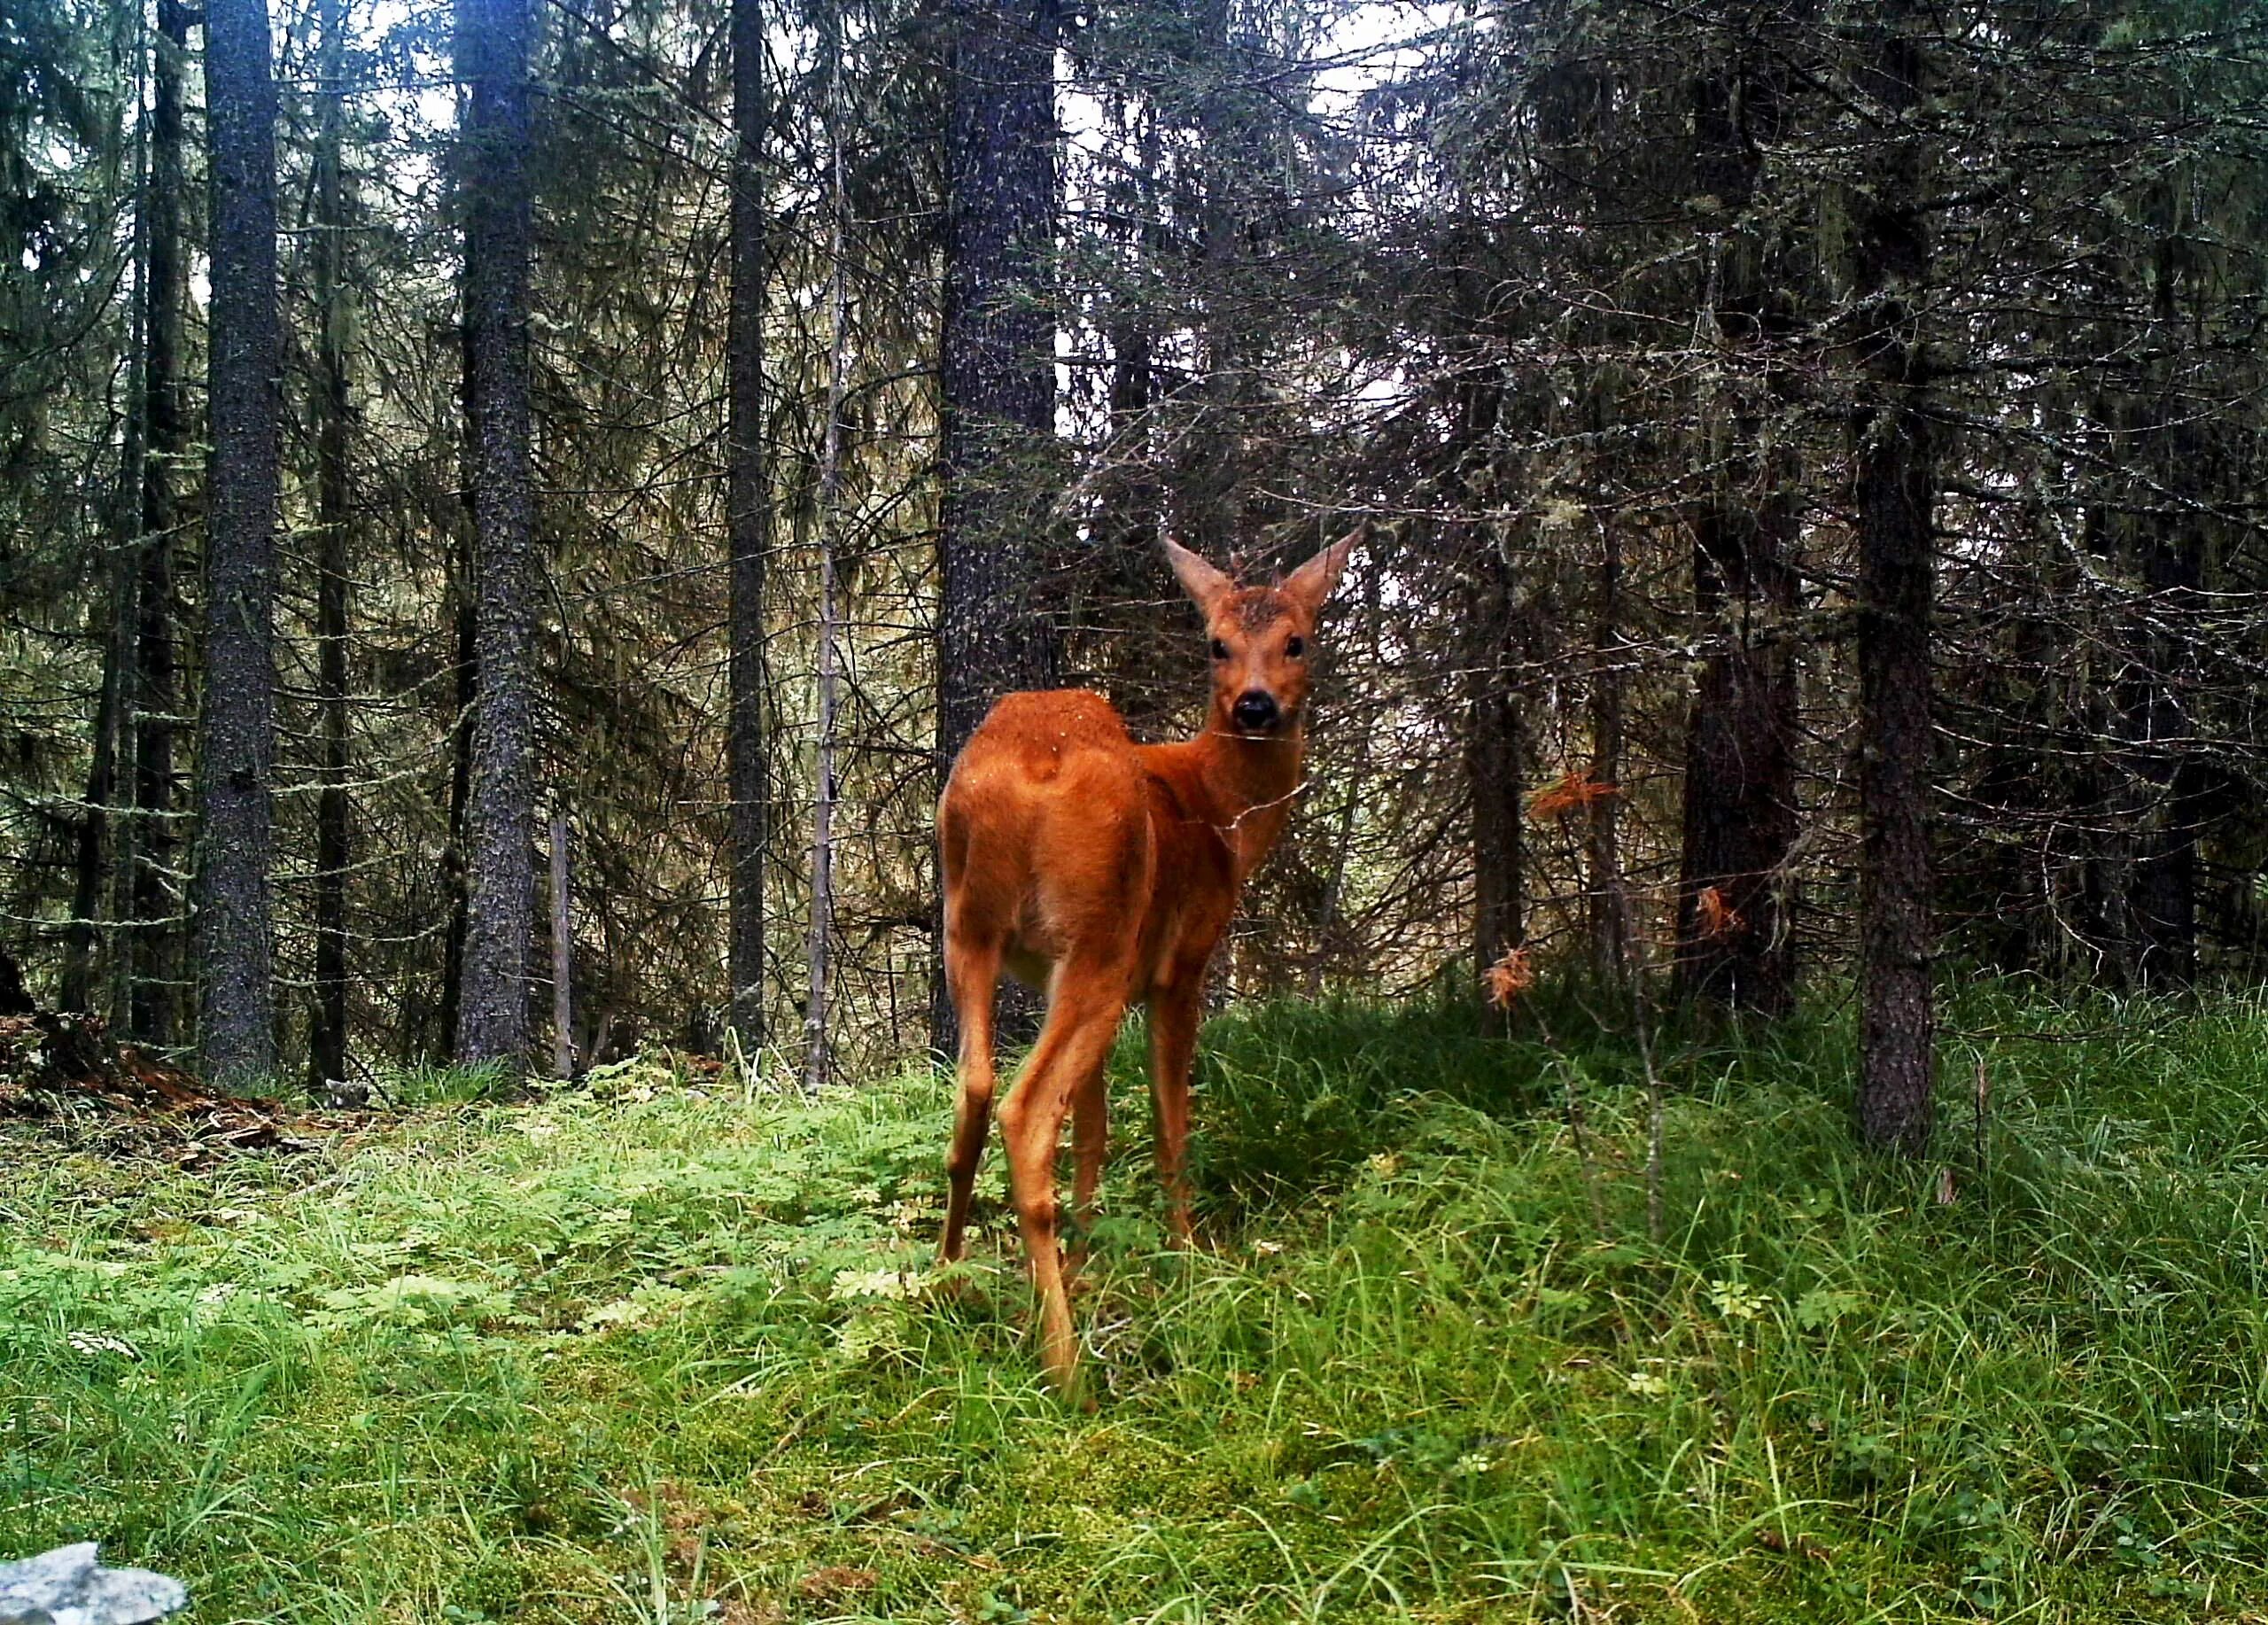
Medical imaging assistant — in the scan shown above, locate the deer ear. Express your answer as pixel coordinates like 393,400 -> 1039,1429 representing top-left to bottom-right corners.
1279,525 -> 1361,617
1163,535 -> 1233,617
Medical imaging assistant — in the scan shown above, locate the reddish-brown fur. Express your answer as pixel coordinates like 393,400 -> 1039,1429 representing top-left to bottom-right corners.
936,529 -> 1358,1393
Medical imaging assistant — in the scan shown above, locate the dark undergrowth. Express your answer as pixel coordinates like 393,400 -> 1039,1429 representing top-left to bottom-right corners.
6,981 -> 2268,1621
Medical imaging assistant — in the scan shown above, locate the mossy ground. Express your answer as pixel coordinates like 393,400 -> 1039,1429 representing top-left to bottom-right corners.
8,985 -> 2268,1621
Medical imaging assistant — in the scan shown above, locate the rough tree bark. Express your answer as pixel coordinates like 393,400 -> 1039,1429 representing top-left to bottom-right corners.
127,0 -> 192,1047
1673,23 -> 1800,1015
1587,519 -> 1627,986
2126,186 -> 2203,987
1849,10 -> 1938,1155
64,533 -> 136,1019
930,0 -> 1061,1051
1674,496 -> 1798,1011
1309,556 -> 1381,996
2127,522 -> 2202,985
453,0 -> 537,1067
437,572 -> 477,1059
197,0 -> 283,1084
549,801 -> 573,1077
804,15 -> 849,1095
1456,368 -> 1523,996
804,536 -> 840,1093
726,0 -> 769,1049
309,0 -> 354,1089
1468,541 -> 1525,984
64,177 -> 147,1017
1087,110 -> 1171,737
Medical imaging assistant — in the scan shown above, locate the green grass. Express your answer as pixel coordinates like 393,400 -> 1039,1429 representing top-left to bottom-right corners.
8,984 -> 2268,1621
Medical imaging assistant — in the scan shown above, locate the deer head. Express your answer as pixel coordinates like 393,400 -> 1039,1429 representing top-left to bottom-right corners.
1163,527 -> 1361,740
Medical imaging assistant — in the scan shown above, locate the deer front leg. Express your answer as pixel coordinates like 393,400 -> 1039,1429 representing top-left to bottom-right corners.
1146,979 -> 1203,1248
998,968 -> 1128,1397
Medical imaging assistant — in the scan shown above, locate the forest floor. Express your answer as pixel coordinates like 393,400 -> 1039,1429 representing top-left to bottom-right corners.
8,986 -> 2268,1623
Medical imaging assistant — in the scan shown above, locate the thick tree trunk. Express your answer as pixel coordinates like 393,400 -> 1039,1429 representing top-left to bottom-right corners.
128,0 -> 192,1048
726,0 -> 769,1049
1674,497 -> 1798,1013
930,0 -> 1061,1050
197,0 -> 283,1085
1674,29 -> 1800,1015
453,0 -> 537,1067
1849,14 -> 1937,1155
0,950 -> 31,1016
309,0 -> 353,1090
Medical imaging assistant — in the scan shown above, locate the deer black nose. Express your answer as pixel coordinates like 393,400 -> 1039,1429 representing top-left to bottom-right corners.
1232,690 -> 1279,732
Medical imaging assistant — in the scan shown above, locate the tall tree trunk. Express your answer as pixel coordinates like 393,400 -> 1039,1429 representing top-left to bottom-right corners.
128,0 -> 192,1048
197,0 -> 282,1084
1849,11 -> 1937,1155
67,541 -> 137,1018
1673,27 -> 1800,1015
1674,495 -> 1798,1012
1587,519 -> 1627,986
1468,543 -> 1524,985
2127,191 -> 2202,986
549,799 -> 574,1077
1309,556 -> 1380,996
804,541 -> 840,1093
1457,366 -> 1522,998
454,0 -> 537,1067
1091,111 -> 1168,735
726,0 -> 769,1049
309,0 -> 354,1089
1183,4 -> 1251,564
65,178 -> 149,1016
805,20 -> 849,1096
438,572 -> 476,1058
2127,525 -> 2202,985
931,0 -> 1060,1050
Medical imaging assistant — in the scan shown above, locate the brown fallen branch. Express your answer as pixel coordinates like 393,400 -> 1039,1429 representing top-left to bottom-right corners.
0,1005 -> 330,1164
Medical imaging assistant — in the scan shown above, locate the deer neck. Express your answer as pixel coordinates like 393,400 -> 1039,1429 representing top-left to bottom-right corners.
1192,721 -> 1306,878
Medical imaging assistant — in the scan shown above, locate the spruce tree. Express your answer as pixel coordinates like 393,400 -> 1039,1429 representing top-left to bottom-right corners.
197,0 -> 282,1084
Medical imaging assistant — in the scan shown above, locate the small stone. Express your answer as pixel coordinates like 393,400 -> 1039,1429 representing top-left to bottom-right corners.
0,1544 -> 188,1625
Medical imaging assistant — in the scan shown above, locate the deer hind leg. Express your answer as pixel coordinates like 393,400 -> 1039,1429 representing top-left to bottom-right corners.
1146,978 -> 1203,1248
997,958 -> 1130,1395
939,928 -> 1005,1267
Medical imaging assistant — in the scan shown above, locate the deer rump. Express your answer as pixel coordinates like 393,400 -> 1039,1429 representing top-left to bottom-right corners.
933,685 -> 1235,1403
941,689 -> 1227,998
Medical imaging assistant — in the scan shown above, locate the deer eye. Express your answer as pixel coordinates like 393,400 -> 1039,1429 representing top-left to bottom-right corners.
1285,635 -> 1305,659
1209,638 -> 1230,661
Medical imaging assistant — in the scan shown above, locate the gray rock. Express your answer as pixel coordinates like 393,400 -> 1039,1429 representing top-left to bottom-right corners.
0,1545 -> 188,1625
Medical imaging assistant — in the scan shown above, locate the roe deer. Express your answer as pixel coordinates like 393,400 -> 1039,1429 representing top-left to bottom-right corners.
936,526 -> 1359,1393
